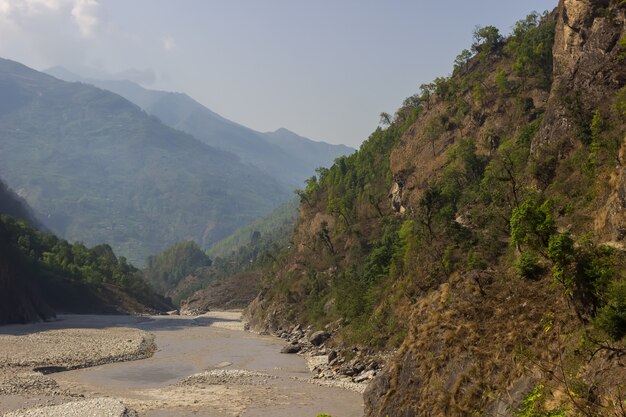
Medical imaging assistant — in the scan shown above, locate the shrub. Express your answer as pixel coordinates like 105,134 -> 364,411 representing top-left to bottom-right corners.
495,68 -> 510,95
594,280 -> 626,340
618,34 -> 626,61
516,251 -> 542,279
515,384 -> 567,417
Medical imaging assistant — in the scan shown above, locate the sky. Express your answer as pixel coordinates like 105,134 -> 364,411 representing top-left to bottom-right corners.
0,0 -> 556,148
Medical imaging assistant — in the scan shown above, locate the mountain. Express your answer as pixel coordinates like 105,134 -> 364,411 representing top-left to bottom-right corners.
44,67 -> 354,188
0,178 -> 42,229
0,180 -> 170,324
243,2 -> 626,416
144,199 -> 298,306
0,58 -> 291,265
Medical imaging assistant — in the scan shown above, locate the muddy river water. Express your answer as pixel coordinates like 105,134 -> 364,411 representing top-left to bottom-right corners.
7,312 -> 364,417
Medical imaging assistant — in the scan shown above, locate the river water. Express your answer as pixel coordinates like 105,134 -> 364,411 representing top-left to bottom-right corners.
48,312 -> 363,417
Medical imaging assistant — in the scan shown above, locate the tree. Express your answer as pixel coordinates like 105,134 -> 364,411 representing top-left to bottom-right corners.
379,112 -> 392,126
453,49 -> 473,74
420,83 -> 435,109
472,25 -> 504,56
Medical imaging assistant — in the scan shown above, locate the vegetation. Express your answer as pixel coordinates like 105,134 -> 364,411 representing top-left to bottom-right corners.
46,67 -> 354,189
0,214 -> 168,311
144,241 -> 211,294
0,58 -> 291,265
207,198 -> 299,259
150,200 -> 299,305
515,384 -> 567,417
249,7 -> 626,415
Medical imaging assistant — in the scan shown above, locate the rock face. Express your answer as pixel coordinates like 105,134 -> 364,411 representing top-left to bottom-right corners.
534,0 -> 626,242
534,0 -> 625,153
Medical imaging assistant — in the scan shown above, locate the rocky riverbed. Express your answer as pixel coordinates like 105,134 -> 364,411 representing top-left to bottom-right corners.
267,322 -> 391,395
0,312 -> 363,417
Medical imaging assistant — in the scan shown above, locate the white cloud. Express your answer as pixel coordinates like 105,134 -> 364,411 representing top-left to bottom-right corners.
163,36 -> 176,51
71,0 -> 99,37
0,0 -> 63,17
0,0 -> 11,14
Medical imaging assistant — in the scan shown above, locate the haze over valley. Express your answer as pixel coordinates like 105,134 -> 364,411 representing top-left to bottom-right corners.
1,1 -> 625,416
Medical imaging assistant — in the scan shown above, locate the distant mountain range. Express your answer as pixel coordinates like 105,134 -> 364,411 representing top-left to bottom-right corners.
0,58 -> 292,264
45,66 -> 355,188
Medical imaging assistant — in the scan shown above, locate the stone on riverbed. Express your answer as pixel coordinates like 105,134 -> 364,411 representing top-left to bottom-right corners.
309,330 -> 330,346
281,343 -> 302,354
4,398 -> 137,417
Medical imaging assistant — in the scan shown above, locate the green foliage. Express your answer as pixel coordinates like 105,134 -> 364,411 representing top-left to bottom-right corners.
0,59 -> 292,266
516,251 -> 542,279
547,232 -> 575,289
472,25 -> 504,57
495,68 -> 510,95
510,199 -> 556,251
595,280 -> 626,340
144,241 -> 211,294
515,384 -> 567,417
301,102 -> 418,227
564,94 -> 593,145
584,109 -> 606,175
453,49 -> 473,75
615,86 -> 626,118
207,199 -> 298,259
618,34 -> 626,61
0,214 -> 161,305
505,12 -> 556,90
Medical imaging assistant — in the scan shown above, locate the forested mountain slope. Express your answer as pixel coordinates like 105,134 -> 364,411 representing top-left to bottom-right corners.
245,1 -> 626,416
0,181 -> 170,324
44,67 -> 355,188
0,58 -> 290,265
145,199 -> 298,306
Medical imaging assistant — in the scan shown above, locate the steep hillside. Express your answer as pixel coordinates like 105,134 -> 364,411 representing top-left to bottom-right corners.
0,214 -> 171,322
44,67 -> 355,187
0,181 -> 170,324
0,58 -> 290,265
151,200 -> 298,306
0,179 -> 42,228
207,198 -> 298,259
246,1 -> 626,416
0,221 -> 54,325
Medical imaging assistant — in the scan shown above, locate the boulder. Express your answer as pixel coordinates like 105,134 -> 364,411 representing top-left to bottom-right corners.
280,344 -> 302,354
309,330 -> 331,346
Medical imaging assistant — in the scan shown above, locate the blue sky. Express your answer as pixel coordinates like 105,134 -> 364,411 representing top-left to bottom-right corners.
0,0 -> 556,147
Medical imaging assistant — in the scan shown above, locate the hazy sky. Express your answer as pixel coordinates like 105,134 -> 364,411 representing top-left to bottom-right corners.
0,0 -> 556,147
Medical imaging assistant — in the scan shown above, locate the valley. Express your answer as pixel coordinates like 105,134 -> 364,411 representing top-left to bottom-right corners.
0,0 -> 625,416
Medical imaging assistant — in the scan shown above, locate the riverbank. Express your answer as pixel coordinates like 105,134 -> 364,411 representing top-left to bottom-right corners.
0,312 -> 363,417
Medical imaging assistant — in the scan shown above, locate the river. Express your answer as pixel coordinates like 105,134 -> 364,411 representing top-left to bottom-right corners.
1,311 -> 363,417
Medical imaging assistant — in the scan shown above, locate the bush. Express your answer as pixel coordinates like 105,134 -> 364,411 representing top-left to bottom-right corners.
515,384 -> 567,417
595,280 -> 626,340
618,34 -> 626,61
516,251 -> 542,279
